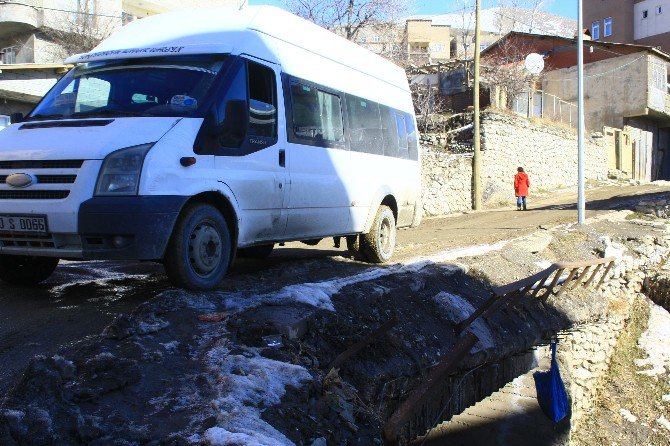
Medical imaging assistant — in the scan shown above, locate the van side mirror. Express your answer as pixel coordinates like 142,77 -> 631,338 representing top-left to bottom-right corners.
10,113 -> 24,124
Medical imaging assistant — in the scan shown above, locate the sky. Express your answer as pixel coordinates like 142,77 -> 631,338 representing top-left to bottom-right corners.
249,0 -> 578,19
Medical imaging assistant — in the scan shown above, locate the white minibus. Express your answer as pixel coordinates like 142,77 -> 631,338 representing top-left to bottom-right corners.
0,6 -> 421,289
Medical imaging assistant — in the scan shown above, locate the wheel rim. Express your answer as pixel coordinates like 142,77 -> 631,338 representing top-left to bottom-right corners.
379,216 -> 393,256
188,221 -> 223,277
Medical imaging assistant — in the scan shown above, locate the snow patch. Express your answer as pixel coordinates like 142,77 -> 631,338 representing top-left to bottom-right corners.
433,292 -> 494,350
204,348 -> 312,446
635,302 -> 670,376
205,427 -> 287,446
161,341 -> 179,351
658,415 -> 670,431
203,241 -> 507,313
619,408 -> 637,423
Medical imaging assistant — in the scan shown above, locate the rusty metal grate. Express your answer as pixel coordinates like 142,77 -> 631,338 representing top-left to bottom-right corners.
456,256 -> 617,333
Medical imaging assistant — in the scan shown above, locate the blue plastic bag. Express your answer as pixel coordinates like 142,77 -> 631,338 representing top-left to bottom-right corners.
533,341 -> 569,423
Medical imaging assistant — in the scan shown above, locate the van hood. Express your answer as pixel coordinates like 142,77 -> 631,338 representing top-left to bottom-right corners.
0,117 -> 182,161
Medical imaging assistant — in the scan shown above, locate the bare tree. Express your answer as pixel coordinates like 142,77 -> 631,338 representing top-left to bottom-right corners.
40,0 -> 119,61
493,0 -> 547,35
411,81 -> 445,132
481,37 -> 536,110
285,0 -> 406,41
456,0 -> 475,59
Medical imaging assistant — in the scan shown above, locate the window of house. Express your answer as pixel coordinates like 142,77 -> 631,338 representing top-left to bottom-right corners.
291,83 -> 344,144
642,10 -> 649,19
247,61 -> 277,138
604,17 -> 613,37
0,47 -> 15,64
652,59 -> 667,92
656,6 -> 663,14
592,21 -> 600,40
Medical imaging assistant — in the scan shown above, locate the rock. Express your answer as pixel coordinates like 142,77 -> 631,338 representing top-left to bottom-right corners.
311,437 -> 327,446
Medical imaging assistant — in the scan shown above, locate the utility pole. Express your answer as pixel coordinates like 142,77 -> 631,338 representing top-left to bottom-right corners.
472,0 -> 482,210
577,0 -> 585,223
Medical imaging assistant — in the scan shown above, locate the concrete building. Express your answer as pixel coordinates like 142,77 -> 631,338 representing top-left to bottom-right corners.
481,31 -> 670,181
405,19 -> 451,64
0,0 -> 246,65
0,0 -> 245,118
585,0 -> 670,51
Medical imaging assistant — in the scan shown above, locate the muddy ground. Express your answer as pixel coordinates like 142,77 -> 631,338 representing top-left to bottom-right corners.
1,183 -> 670,445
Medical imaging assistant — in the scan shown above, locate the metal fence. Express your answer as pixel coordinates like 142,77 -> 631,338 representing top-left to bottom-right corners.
511,89 -> 578,128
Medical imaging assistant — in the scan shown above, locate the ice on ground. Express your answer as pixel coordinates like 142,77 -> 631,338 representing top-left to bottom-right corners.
635,302 -> 670,376
619,408 -> 638,423
204,348 -> 312,446
205,241 -> 507,313
657,414 -> 670,432
433,292 -> 494,350
535,260 -> 553,270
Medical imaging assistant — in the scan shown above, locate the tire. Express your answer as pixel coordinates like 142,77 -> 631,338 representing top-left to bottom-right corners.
346,235 -> 367,261
237,244 -> 274,259
0,255 -> 59,285
362,205 -> 396,264
164,203 -> 232,290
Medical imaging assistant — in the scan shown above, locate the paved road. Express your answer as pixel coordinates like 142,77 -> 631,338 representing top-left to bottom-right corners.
1,183 -> 668,397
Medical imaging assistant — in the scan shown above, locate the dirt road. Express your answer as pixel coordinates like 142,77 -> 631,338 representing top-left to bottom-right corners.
1,183 -> 668,397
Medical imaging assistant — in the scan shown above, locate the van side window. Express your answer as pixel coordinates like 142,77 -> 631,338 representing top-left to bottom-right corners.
216,62 -> 248,149
346,95 -> 383,155
394,112 -> 409,159
405,113 -> 419,161
290,82 -> 344,144
248,62 -> 277,138
380,105 -> 399,158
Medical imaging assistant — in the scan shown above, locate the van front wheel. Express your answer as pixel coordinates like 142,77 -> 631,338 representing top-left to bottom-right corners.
164,204 -> 231,290
0,255 -> 59,285
362,205 -> 396,263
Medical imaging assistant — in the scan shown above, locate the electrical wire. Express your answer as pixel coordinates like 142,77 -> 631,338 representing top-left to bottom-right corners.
0,1 -> 123,19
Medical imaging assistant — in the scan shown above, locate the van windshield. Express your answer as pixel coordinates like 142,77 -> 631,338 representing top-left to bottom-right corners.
29,55 -> 227,120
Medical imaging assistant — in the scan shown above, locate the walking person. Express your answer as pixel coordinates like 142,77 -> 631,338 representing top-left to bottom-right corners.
514,167 -> 530,211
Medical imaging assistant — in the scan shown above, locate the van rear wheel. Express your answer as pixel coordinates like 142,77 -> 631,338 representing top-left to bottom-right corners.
0,255 -> 59,285
164,203 -> 231,290
362,205 -> 396,263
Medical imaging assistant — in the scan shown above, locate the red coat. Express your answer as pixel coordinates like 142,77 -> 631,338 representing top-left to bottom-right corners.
514,172 -> 530,197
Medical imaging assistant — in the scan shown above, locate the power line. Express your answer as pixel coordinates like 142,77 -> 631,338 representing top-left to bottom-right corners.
0,1 -> 123,19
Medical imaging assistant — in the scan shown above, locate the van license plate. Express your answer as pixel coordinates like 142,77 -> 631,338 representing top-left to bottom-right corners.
0,215 -> 48,234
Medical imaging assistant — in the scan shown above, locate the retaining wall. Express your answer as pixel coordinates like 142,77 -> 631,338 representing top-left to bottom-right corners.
421,112 -> 608,216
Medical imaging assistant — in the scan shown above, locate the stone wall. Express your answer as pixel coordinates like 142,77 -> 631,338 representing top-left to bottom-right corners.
481,112 -> 607,206
554,231 -> 669,431
420,111 -> 608,216
421,151 -> 473,215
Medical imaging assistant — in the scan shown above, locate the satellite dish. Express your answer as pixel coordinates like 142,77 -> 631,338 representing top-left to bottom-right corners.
524,53 -> 545,74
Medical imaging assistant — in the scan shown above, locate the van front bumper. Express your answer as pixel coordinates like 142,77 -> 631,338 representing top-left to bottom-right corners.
78,196 -> 189,260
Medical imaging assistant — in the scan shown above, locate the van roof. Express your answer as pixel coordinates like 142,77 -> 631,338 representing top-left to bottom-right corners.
65,6 -> 409,92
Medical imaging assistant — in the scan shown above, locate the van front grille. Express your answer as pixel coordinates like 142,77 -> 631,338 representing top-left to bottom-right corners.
0,233 -> 55,248
0,159 -> 84,200
0,160 -> 84,169
0,190 -> 70,199
0,175 -> 77,184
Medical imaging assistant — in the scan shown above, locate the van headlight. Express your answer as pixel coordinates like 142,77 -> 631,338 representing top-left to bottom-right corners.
95,143 -> 153,196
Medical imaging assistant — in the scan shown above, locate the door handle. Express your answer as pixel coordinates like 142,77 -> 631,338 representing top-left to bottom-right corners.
279,149 -> 285,167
